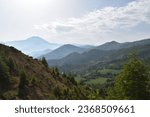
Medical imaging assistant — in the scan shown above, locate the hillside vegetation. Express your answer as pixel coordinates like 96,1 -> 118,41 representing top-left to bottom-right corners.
0,44 -> 98,99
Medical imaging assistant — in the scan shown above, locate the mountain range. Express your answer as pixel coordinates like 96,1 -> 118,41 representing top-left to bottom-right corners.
3,36 -> 150,74
47,38 -> 150,74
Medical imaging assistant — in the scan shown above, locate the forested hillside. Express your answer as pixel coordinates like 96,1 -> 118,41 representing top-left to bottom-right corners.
0,44 -> 98,99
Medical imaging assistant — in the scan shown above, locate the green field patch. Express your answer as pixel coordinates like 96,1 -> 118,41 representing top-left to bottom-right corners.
86,77 -> 109,85
97,69 -> 120,75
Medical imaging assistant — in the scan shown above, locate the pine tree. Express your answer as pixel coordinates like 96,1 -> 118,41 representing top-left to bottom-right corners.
7,58 -> 15,73
53,86 -> 62,99
0,59 -> 10,90
18,70 -> 29,99
41,57 -> 48,68
108,54 -> 150,100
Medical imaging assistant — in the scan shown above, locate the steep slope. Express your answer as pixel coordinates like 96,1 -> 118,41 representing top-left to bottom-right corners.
5,36 -> 60,56
0,44 -> 96,99
42,44 -> 86,60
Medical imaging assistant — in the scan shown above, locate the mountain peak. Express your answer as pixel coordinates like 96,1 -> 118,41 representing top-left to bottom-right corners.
95,40 -> 120,50
5,36 -> 60,55
42,44 -> 86,60
61,44 -> 77,48
26,36 -> 45,41
107,41 -> 119,44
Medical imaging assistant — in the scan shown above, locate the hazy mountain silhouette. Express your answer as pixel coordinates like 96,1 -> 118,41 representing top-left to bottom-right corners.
41,44 -> 87,60
5,36 -> 60,56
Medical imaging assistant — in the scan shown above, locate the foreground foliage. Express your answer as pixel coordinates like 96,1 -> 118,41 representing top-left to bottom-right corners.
107,54 -> 150,99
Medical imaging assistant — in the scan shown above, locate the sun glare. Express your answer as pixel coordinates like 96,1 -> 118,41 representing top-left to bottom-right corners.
16,0 -> 50,8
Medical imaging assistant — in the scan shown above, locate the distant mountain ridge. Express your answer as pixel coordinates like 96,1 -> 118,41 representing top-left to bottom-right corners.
48,38 -> 150,73
95,38 -> 150,50
41,44 -> 87,60
5,36 -> 60,56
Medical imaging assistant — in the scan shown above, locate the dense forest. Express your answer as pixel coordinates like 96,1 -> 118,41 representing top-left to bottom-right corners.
0,43 -> 150,100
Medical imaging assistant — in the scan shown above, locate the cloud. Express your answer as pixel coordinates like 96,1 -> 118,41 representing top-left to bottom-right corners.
48,23 -> 75,33
68,0 -> 150,32
35,22 -> 75,33
35,0 -> 150,44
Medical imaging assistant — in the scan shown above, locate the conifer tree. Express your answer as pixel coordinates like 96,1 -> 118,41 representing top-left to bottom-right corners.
41,57 -> 48,68
108,54 -> 150,100
18,71 -> 29,99
7,58 -> 15,73
0,59 -> 10,90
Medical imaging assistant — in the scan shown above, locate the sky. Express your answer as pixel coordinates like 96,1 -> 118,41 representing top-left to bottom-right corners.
0,0 -> 150,45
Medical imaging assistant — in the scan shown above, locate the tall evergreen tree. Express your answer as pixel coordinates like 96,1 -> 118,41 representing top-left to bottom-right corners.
7,57 -> 15,73
0,58 -> 10,90
41,57 -> 48,68
18,71 -> 29,99
108,54 -> 150,100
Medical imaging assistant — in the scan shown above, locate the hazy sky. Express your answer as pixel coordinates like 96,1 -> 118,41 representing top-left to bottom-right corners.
0,0 -> 150,45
